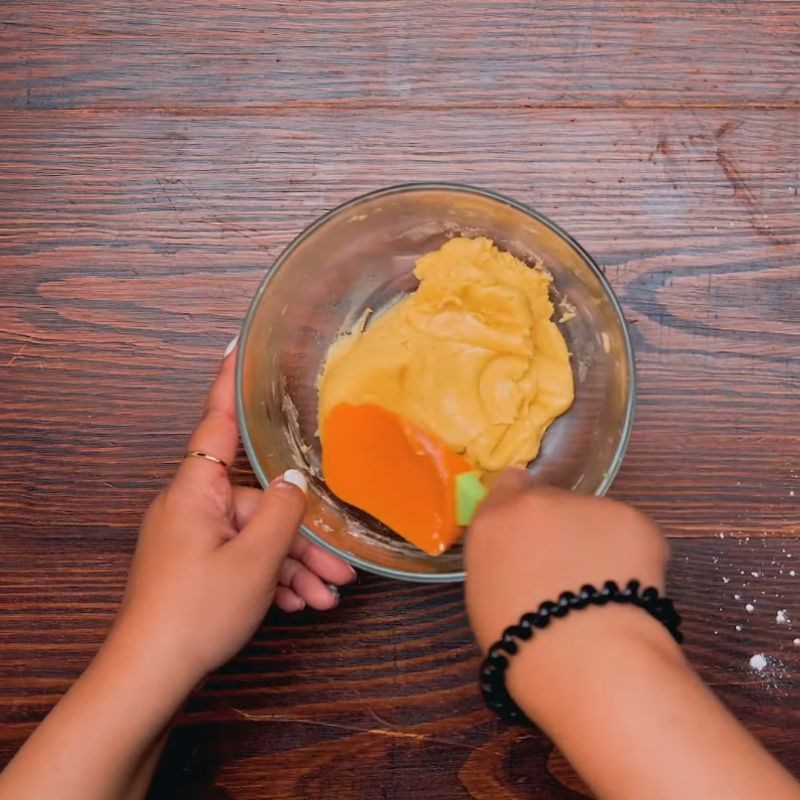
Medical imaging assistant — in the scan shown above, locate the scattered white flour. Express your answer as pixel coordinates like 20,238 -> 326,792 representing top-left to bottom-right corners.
794,639 -> 800,646
790,570 -> 796,577
745,603 -> 755,613
747,653 -> 788,690
718,532 -> 726,539
734,593 -> 742,600
749,653 -> 768,671
722,576 -> 730,584
751,571 -> 760,578
735,624 -> 743,632
790,490 -> 795,497
775,609 -> 791,625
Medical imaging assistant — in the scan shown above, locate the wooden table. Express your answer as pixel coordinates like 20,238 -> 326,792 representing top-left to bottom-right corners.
1,2 -> 798,797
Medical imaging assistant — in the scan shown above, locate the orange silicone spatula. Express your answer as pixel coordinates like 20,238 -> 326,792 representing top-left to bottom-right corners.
321,402 -> 479,555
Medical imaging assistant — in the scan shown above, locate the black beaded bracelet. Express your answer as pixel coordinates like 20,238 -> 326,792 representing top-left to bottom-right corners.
479,580 -> 683,726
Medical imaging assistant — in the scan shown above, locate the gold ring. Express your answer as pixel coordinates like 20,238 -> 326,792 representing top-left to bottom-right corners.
184,450 -> 229,469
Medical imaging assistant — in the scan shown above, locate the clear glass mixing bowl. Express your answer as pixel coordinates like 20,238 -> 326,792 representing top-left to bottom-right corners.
236,184 -> 635,582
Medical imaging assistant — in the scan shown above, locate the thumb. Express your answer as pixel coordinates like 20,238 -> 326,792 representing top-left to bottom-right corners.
229,469 -> 308,573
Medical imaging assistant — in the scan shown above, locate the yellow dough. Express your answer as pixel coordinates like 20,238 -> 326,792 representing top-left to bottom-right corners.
318,237 -> 574,473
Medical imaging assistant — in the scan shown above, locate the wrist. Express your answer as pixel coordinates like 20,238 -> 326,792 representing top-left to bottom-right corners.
95,618 -> 201,711
505,604 -> 686,726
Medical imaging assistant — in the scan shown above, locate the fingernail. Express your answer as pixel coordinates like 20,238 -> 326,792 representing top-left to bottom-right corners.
347,565 -> 357,580
223,335 -> 239,358
326,583 -> 340,607
281,468 -> 307,494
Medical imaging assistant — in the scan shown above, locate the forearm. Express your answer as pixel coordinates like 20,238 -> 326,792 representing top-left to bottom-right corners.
126,729 -> 171,800
0,628 -> 192,800
508,606 -> 800,800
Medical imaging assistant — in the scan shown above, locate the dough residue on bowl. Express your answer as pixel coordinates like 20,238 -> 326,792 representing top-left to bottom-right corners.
317,236 -> 574,473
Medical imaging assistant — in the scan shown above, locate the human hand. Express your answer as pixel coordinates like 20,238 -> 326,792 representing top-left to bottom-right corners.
463,474 -> 800,800
465,469 -> 669,653
110,342 -> 356,687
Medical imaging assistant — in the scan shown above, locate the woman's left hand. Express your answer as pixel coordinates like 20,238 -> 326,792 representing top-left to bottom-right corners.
0,341 -> 358,800
113,341 -> 356,684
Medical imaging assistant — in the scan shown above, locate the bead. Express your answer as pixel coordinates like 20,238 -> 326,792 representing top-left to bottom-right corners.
535,601 -> 556,627
572,591 -> 589,609
641,587 -> 659,605
652,600 -> 668,618
520,612 -> 538,629
508,623 -> 533,641
482,675 -> 503,691
623,579 -> 641,598
563,591 -> 580,606
660,608 -> 682,628
579,584 -> 597,604
603,580 -> 623,602
488,649 -> 508,669
590,588 -> 610,606
553,597 -> 570,617
500,633 -> 519,655
659,598 -> 676,616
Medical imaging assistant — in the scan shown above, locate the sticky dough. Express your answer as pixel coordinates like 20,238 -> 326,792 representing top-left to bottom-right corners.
318,237 -> 574,473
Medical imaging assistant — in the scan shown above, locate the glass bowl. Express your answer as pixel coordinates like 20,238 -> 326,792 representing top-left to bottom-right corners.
236,183 -> 635,583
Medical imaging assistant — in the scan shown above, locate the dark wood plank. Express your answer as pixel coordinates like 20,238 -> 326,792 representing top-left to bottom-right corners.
1,2 -> 799,795
1,1 -> 799,111
0,538 -> 798,798
1,109 -> 798,538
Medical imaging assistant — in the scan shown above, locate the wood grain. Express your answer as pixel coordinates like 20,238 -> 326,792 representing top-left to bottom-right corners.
1,1 -> 799,797
1,1 -> 799,110
1,109 -> 798,536
0,540 -> 798,798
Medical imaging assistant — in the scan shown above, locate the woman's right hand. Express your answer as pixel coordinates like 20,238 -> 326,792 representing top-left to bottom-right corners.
463,471 -> 800,800
464,468 -> 670,654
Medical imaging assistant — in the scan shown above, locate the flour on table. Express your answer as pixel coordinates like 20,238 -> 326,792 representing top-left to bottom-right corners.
749,653 -> 768,672
747,653 -> 788,692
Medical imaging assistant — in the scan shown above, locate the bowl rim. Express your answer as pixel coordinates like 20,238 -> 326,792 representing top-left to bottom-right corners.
236,181 -> 637,583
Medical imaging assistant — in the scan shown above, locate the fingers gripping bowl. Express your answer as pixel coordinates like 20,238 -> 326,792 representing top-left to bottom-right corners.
236,184 -> 636,582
